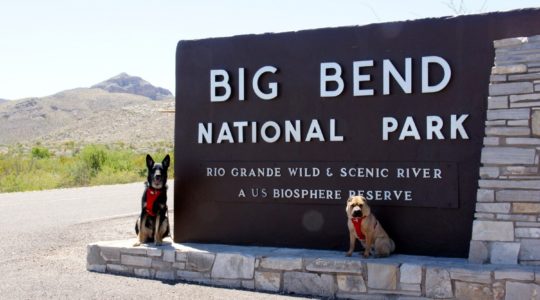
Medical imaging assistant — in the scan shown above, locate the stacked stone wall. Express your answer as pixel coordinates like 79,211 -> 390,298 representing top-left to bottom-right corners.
470,35 -> 540,265
88,241 -> 540,299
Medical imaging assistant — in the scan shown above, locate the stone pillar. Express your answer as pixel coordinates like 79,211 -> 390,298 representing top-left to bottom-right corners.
470,35 -> 540,265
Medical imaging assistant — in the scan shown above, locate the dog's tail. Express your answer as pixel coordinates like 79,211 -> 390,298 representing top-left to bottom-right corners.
135,218 -> 139,235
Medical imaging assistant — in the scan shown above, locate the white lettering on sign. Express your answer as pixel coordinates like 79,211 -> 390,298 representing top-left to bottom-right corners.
273,188 -> 342,200
252,66 -> 278,100
339,167 -> 390,178
209,69 -> 231,102
206,167 -> 225,177
353,60 -> 374,96
260,121 -> 281,143
288,167 -> 320,177
204,56 -> 470,144
426,116 -> 444,140
451,114 -> 469,139
305,120 -> 325,142
399,117 -> 421,140
198,119 -> 344,144
202,163 -> 453,205
217,122 -> 234,143
422,56 -> 452,93
396,168 -> 442,179
320,62 -> 345,97
320,56 -> 452,97
231,167 -> 282,177
382,114 -> 469,141
383,58 -> 412,95
210,66 -> 279,102
348,189 -> 413,201
284,120 -> 301,142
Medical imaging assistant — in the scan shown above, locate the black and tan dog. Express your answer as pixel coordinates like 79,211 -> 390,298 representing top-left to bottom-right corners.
134,154 -> 171,246
345,195 -> 395,258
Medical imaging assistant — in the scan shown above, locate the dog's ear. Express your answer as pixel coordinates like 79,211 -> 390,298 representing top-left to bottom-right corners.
345,197 -> 352,213
162,154 -> 170,169
146,154 -> 155,169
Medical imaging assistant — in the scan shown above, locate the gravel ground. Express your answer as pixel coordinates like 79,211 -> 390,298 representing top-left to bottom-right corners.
0,209 -> 312,299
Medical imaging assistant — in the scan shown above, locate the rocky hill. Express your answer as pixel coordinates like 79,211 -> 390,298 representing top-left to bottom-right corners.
92,73 -> 172,100
0,76 -> 174,148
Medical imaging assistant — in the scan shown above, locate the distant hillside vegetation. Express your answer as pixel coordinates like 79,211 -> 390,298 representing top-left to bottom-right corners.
0,74 -> 174,147
92,73 -> 172,100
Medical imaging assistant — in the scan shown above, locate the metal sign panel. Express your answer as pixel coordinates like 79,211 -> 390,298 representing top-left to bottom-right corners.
175,9 -> 540,257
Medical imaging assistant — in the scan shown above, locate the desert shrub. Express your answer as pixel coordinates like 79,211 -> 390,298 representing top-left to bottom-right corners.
103,149 -> 135,172
0,174 -> 21,193
67,160 -> 92,186
0,143 -> 174,193
0,160 -> 61,192
79,145 -> 107,175
90,167 -> 142,186
31,146 -> 51,159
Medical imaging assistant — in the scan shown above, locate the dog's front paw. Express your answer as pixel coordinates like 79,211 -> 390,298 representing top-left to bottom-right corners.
345,251 -> 353,257
133,242 -> 141,247
362,251 -> 370,258
155,241 -> 162,246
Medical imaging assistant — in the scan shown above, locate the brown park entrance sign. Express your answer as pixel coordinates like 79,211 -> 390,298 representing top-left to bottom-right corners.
174,9 -> 540,257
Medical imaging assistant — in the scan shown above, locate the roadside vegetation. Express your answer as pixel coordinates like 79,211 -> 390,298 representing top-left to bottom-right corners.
0,142 -> 174,193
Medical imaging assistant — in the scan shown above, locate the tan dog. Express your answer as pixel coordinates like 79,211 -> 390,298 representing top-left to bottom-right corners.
346,195 -> 395,258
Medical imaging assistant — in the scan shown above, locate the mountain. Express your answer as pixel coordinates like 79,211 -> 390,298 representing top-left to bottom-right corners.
91,73 -> 172,100
0,79 -> 174,147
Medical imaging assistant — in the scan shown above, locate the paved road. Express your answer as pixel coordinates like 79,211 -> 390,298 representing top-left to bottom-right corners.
0,182 -> 153,231
0,183 -> 310,299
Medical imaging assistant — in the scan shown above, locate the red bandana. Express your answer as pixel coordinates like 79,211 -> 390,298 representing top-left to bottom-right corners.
351,217 -> 366,240
146,188 -> 161,217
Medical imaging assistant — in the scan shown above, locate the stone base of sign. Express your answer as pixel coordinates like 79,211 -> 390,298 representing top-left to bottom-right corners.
87,240 -> 540,299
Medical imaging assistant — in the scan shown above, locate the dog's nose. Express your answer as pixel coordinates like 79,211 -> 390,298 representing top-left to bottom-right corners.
155,174 -> 161,181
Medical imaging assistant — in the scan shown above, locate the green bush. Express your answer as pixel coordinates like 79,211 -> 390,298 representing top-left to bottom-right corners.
31,146 -> 51,159
80,145 -> 107,175
68,160 -> 92,186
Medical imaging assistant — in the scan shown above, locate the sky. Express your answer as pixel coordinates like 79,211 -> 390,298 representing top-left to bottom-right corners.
0,0 -> 539,100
